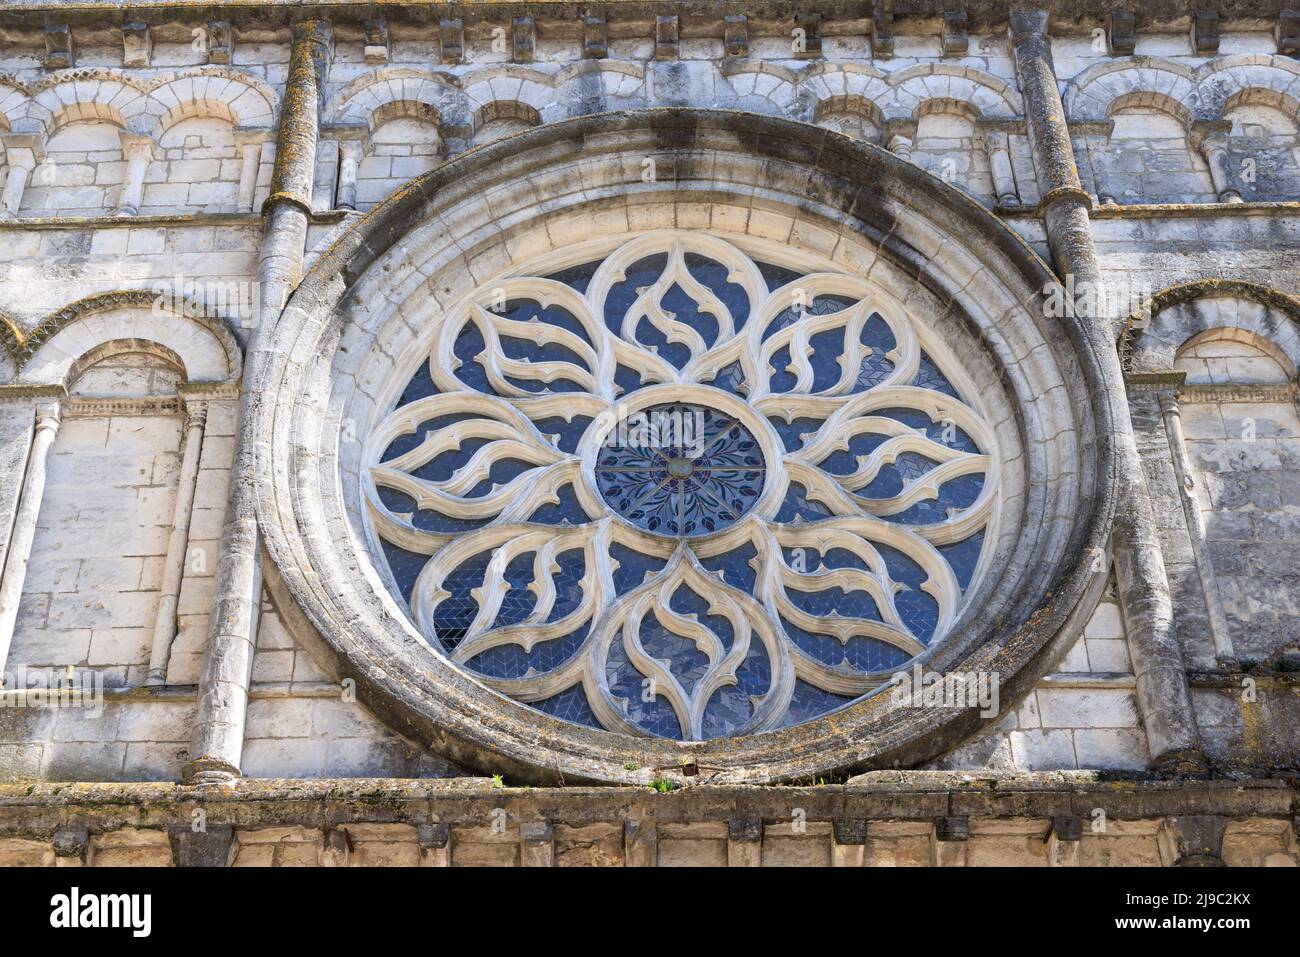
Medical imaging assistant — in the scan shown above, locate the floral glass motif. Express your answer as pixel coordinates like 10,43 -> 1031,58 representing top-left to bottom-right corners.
365,232 -> 998,741
594,403 -> 766,536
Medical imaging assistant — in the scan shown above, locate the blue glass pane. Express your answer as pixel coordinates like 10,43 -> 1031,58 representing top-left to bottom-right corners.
758,261 -> 804,291
547,260 -> 602,294
685,252 -> 751,330
782,680 -> 856,727
393,359 -> 438,408
378,539 -> 428,605
466,623 -> 590,680
606,638 -> 683,738
913,350 -> 962,399
774,482 -> 833,523
532,684 -> 601,729
699,540 -> 758,592
938,529 -> 985,591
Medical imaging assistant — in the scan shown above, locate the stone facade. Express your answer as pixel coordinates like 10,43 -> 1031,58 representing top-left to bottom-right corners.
0,1 -> 1296,866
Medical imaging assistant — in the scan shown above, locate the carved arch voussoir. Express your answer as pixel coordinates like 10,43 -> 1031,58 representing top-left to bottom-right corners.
1,289 -> 244,384
1120,280 -> 1300,375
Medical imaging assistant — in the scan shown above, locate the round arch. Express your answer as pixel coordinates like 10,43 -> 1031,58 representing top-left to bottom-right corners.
253,109 -> 1119,785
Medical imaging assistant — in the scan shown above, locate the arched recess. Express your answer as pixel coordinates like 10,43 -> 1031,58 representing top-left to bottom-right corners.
461,66 -> 557,127
908,98 -> 997,202
19,72 -> 152,138
1122,281 -> 1300,375
1216,88 -> 1300,202
13,290 -> 242,386
471,100 -> 541,146
17,74 -> 147,217
0,76 -> 30,132
4,292 -> 242,693
812,94 -> 884,143
329,69 -> 458,211
251,109 -> 1119,785
1064,58 -> 1198,124
1121,281 -> 1300,666
147,70 -> 279,214
147,69 -> 278,135
719,61 -> 799,115
1106,92 -> 1214,204
801,63 -> 890,144
887,63 -> 1022,119
1194,54 -> 1300,120
555,61 -> 646,117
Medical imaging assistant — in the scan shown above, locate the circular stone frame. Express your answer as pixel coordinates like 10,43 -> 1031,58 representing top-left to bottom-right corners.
255,110 -> 1120,784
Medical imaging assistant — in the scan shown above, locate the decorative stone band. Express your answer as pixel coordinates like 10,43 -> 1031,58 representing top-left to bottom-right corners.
1181,383 -> 1298,404
62,396 -> 183,418
0,775 -> 1293,868
254,109 -> 1117,784
1036,185 -> 1094,216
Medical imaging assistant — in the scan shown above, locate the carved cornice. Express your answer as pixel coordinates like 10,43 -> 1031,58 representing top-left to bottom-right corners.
63,396 -> 183,417
1180,382 -> 1298,404
0,383 -> 66,402
1124,370 -> 1187,394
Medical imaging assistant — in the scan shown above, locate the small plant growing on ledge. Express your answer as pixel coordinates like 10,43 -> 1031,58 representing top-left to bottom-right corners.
490,774 -> 504,789
650,777 -> 679,793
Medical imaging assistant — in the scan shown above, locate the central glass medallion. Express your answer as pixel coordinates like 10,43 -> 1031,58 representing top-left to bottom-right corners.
595,402 -> 765,536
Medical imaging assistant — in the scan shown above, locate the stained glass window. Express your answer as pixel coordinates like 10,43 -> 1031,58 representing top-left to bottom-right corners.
365,232 -> 998,740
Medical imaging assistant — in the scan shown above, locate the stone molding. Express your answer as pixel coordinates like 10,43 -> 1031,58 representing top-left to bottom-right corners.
252,108 -> 1118,785
0,773 -> 1292,869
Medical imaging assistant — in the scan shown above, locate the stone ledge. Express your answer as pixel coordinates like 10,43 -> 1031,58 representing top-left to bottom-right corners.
0,211 -> 347,230
0,774 -> 1292,838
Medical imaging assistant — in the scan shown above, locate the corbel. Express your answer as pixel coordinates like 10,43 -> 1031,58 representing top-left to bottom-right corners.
794,13 -> 822,60
1193,9 -> 1220,54
655,15 -> 679,61
512,16 -> 535,64
122,21 -> 151,68
207,20 -> 233,65
873,1 -> 895,59
43,20 -> 74,70
725,14 -> 749,58
1279,10 -> 1300,56
943,6 -> 969,56
583,15 -> 608,59
440,19 -> 464,65
1109,10 -> 1136,56
364,16 -> 389,65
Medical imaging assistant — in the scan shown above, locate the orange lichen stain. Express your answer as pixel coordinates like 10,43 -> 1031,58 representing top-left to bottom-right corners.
1240,697 -> 1265,762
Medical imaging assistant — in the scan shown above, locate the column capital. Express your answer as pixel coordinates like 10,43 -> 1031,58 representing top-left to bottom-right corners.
981,128 -> 1010,154
0,133 -> 45,170
117,130 -> 155,160
0,383 -> 67,404
33,398 -> 61,431
233,127 -> 276,150
1125,370 -> 1188,398
182,399 -> 209,430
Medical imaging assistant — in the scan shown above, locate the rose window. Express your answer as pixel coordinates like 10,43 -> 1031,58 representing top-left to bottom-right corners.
364,232 -> 998,741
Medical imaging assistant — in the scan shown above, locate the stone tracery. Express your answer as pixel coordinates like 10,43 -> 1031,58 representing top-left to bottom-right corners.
364,232 -> 998,740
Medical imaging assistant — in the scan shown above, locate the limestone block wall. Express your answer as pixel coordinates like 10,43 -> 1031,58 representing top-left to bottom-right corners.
933,576 -> 1151,773
0,7 -> 1297,793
